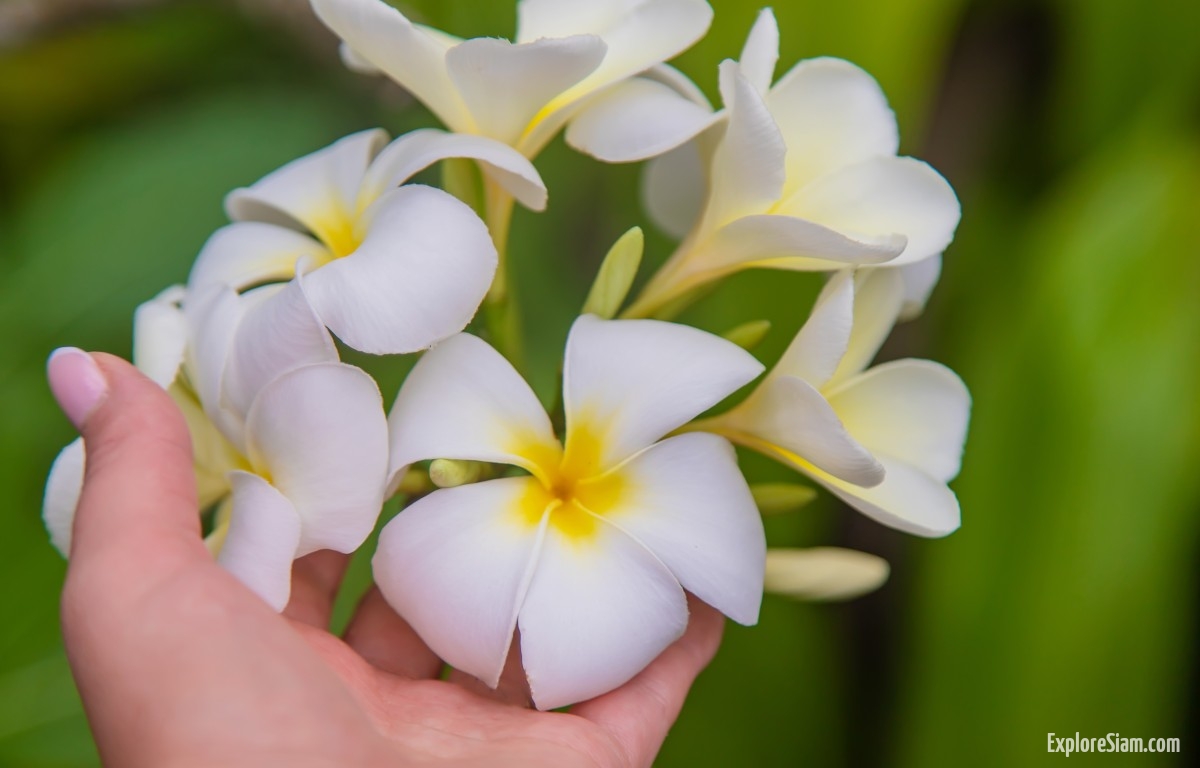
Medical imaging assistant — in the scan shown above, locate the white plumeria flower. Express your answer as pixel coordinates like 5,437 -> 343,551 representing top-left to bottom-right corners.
376,315 -> 767,709
309,0 -> 714,161
189,127 -> 544,354
573,9 -> 959,317
697,269 -> 970,536
44,283 -> 390,611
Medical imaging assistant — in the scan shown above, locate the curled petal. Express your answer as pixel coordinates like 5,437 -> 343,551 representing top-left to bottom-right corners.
783,156 -> 961,266
897,253 -> 943,321
563,315 -> 764,472
773,270 -> 854,388
218,471 -> 303,611
388,333 -> 558,483
373,477 -> 548,688
303,185 -> 497,354
764,547 -> 890,601
133,286 -> 188,388
244,363 -> 387,556
225,128 -> 388,234
183,285 -> 245,444
738,8 -> 779,94
698,213 -> 905,276
566,77 -> 718,163
446,35 -> 607,147
361,129 -> 548,212
43,439 -> 84,557
641,139 -> 707,239
188,222 -> 328,295
811,454 -> 961,537
768,57 -> 899,192
828,268 -> 905,386
519,518 -> 688,710
601,433 -> 765,625
310,0 -> 469,131
828,360 -> 971,483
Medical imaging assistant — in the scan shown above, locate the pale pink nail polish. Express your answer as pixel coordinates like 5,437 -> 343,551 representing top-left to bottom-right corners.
47,347 -> 108,429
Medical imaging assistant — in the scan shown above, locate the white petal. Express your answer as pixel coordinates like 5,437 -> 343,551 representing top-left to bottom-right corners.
724,375 -> 884,487
701,61 -> 786,231
244,363 -> 388,555
764,547 -> 889,601
43,439 -> 84,557
641,139 -> 707,239
566,77 -> 718,162
828,268 -> 904,386
222,277 -> 339,421
519,517 -> 688,710
516,0 -> 629,42
697,213 -> 906,275
360,128 -> 547,212
310,0 -> 469,131
641,63 -> 713,109
600,433 -> 765,625
225,128 -> 387,237
373,477 -> 547,688
563,315 -> 764,472
828,360 -> 970,483
784,156 -> 961,266
170,384 -> 241,509
188,222 -> 329,295
133,286 -> 188,388
897,253 -> 943,320
446,35 -> 606,147
183,285 -> 245,442
217,471 -> 303,612
738,8 -> 779,94
303,185 -> 497,354
811,454 -> 961,537
339,41 -> 380,74
773,270 -> 854,387
388,333 -> 558,483
767,57 -> 899,192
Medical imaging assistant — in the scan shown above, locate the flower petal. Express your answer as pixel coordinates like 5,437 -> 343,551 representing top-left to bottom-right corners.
222,278 -> 339,422
809,454 -> 961,537
827,359 -> 970,483
446,35 -> 606,147
897,253 -> 943,320
373,477 -> 548,688
188,222 -> 328,295
360,128 -> 547,212
183,284 -> 245,443
310,0 -> 469,131
828,268 -> 904,386
722,375 -> 884,487
244,363 -> 388,555
43,438 -> 84,557
738,8 -> 779,94
303,185 -> 497,354
388,333 -> 558,483
563,315 -> 764,472
783,156 -> 961,266
764,547 -> 890,601
217,470 -> 303,611
697,213 -> 906,276
566,77 -> 718,163
133,286 -> 188,388
225,128 -> 388,236
773,270 -> 854,387
767,57 -> 899,192
600,433 -> 765,625
641,139 -> 707,239
701,61 -> 786,232
518,516 -> 688,710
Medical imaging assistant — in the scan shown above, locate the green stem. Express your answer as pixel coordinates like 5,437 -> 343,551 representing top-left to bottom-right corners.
482,179 -> 523,367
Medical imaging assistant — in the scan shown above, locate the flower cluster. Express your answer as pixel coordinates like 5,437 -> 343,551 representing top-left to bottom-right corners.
44,0 -> 969,710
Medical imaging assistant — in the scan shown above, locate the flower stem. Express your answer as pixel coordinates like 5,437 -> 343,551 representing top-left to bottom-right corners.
482,178 -> 523,367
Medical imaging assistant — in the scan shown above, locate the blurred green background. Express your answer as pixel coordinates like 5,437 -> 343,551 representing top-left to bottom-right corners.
1,0 -> 1197,765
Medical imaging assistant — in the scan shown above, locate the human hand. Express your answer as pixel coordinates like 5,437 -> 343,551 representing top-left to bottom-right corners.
49,350 -> 725,768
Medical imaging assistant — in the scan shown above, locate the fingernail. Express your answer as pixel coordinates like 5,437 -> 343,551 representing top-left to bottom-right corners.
47,347 -> 108,429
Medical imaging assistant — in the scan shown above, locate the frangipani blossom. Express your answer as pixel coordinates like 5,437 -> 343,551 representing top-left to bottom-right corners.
309,0 -> 714,161
579,10 -> 959,318
189,127 -> 540,354
44,283 -> 390,611
697,270 -> 970,537
376,315 -> 767,709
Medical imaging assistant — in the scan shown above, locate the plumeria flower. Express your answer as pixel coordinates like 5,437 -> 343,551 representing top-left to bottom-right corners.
694,269 -> 970,536
44,283 -> 390,611
309,0 -> 714,162
189,127 -> 545,354
572,9 -> 959,318
376,315 -> 767,709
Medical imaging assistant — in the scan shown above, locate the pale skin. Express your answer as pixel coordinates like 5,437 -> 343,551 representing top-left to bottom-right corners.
57,354 -> 725,768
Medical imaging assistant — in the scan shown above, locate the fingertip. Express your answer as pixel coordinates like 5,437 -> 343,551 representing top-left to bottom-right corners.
47,347 -> 108,430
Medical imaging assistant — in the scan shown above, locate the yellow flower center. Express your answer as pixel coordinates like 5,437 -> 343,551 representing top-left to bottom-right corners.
308,210 -> 362,260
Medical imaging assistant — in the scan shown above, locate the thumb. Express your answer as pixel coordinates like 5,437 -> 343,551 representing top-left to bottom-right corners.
48,348 -> 207,580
